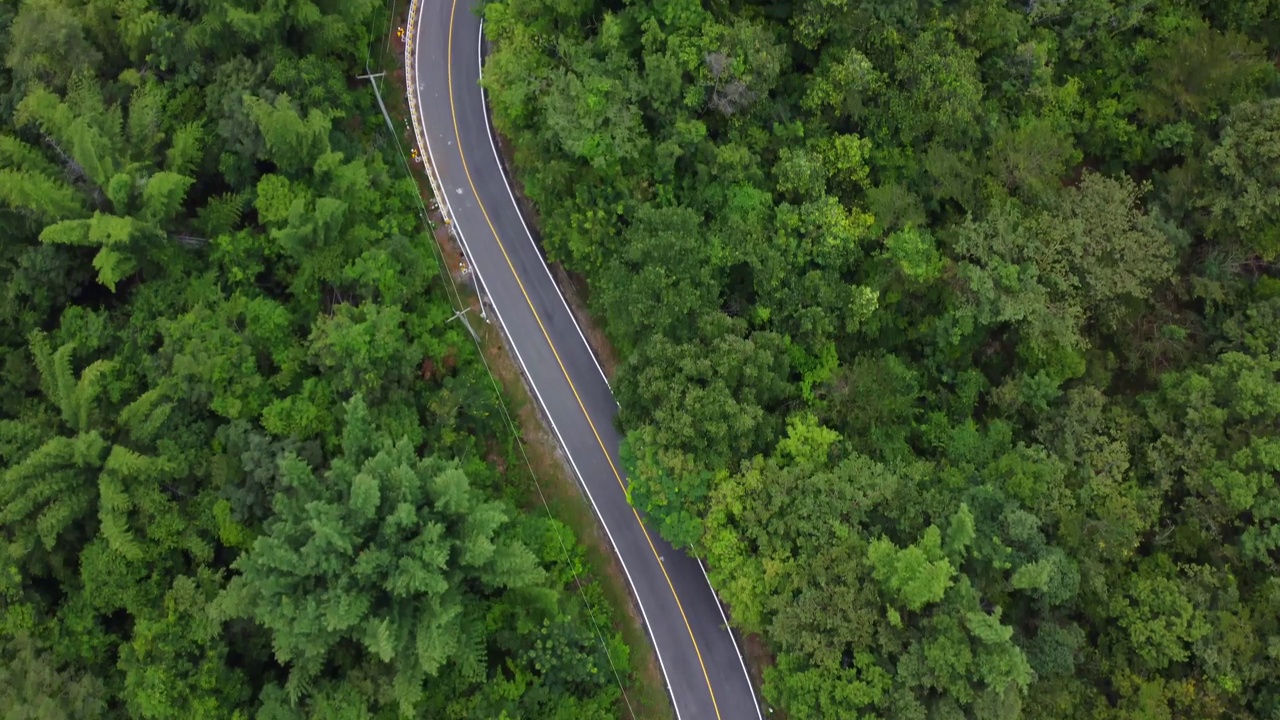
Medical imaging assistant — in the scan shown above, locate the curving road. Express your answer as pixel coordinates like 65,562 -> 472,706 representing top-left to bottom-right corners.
408,1 -> 762,718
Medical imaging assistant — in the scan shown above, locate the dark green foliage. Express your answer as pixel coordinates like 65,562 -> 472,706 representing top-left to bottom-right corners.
0,632 -> 108,719
484,0 -> 1280,715
0,2 -> 632,717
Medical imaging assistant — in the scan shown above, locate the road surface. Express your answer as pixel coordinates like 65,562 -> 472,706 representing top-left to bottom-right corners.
409,1 -> 763,718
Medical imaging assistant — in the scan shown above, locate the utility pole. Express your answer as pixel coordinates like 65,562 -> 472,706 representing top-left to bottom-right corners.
359,69 -> 490,325
357,71 -> 397,140
447,307 -> 482,343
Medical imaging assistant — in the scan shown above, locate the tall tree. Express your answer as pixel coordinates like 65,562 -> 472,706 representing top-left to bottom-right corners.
215,396 -> 545,713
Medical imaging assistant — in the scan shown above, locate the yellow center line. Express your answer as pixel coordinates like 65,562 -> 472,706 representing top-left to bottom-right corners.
444,3 -> 722,718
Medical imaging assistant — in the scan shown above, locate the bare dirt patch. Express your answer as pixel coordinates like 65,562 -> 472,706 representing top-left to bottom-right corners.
485,129 -> 623,382
383,6 -> 672,718
476,318 -> 673,720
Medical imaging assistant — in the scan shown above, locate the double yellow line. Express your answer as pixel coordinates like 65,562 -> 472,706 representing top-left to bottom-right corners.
442,2 -> 721,717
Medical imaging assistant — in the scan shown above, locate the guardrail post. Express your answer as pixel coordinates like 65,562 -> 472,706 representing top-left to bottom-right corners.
402,1 -> 492,323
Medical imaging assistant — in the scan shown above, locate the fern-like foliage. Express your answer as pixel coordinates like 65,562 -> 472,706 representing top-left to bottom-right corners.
0,433 -> 107,550
90,248 -> 140,292
139,171 -> 195,225
5,333 -> 185,559
28,331 -> 112,434
126,82 -> 167,161
38,212 -> 155,291
453,626 -> 488,684
114,1 -> 164,63
165,122 -> 204,175
215,395 -> 546,716
13,84 -> 74,139
0,134 -> 60,175
194,192 -> 245,237
242,93 -> 333,174
13,76 -> 206,291
118,388 -> 175,445
97,445 -> 178,561
0,168 -> 85,221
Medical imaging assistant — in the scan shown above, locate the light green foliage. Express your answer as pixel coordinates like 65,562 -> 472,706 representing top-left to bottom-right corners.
0,3 -> 636,717
217,396 -> 544,713
0,152 -> 84,221
884,226 -> 944,284
774,413 -> 840,465
485,0 -> 1280,713
244,94 -> 333,175
867,526 -> 956,612
13,78 -> 199,290
1109,556 -> 1210,671
1203,98 -> 1280,258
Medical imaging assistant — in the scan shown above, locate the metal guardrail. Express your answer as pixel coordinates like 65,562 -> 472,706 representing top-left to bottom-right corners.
403,2 -> 491,316
403,0 -> 452,228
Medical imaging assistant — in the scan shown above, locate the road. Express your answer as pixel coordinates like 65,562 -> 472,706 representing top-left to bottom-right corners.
408,1 -> 763,718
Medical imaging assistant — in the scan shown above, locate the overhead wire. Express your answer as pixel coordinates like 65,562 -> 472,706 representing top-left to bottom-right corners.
360,3 -> 639,716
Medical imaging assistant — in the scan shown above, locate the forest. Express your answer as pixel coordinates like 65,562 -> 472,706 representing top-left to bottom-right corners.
481,0 -> 1280,717
0,0 -> 636,717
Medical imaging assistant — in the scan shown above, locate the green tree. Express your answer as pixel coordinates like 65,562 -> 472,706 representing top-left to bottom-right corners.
3,333 -> 203,571
887,28 -> 986,148
306,302 -> 422,405
3,0 -> 101,90
216,396 -> 545,713
1139,22 -> 1273,127
0,632 -> 108,719
593,204 -> 722,351
621,425 -> 713,549
117,570 -> 251,719
616,313 -> 792,467
14,79 -> 205,290
867,525 -> 957,613
1202,98 -> 1280,259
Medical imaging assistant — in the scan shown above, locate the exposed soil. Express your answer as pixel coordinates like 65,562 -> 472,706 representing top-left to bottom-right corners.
743,633 -> 784,718
475,318 -> 674,720
480,62 -> 777,718
485,128 -> 623,382
387,6 -> 672,717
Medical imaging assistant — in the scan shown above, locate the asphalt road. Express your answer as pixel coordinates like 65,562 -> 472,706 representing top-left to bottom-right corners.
410,2 -> 763,718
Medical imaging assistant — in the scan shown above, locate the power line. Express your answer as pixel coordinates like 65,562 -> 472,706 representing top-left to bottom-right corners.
360,5 -> 639,716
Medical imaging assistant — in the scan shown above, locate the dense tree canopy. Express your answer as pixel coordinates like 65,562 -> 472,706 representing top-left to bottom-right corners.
483,0 -> 1280,715
0,0 -> 634,716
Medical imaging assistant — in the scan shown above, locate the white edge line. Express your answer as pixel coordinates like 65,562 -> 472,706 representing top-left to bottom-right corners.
475,16 -> 763,717
698,559 -> 765,720
476,16 -> 762,718
409,9 -> 684,720
476,19 -> 619,406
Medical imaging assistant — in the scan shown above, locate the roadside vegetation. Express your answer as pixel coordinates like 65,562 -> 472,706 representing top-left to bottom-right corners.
482,0 -> 1280,717
0,0 -> 647,717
